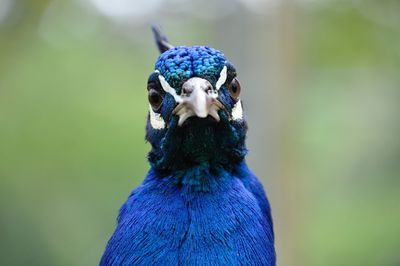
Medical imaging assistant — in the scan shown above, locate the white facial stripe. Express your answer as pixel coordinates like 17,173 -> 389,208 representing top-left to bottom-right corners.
151,68 -> 231,126
156,72 -> 182,103
149,105 -> 165,129
215,65 -> 227,91
231,100 -> 243,121
156,66 -> 227,98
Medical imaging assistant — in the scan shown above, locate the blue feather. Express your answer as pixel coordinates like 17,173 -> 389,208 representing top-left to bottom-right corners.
101,164 -> 275,265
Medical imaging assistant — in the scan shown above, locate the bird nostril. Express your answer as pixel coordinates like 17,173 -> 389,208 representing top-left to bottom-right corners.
182,87 -> 190,96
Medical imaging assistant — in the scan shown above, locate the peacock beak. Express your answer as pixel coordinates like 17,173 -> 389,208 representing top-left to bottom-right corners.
172,77 -> 223,126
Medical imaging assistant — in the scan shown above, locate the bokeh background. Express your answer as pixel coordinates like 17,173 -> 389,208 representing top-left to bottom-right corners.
1,0 -> 399,265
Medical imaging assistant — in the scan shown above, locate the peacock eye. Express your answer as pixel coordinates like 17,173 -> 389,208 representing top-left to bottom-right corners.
228,77 -> 241,101
148,89 -> 163,111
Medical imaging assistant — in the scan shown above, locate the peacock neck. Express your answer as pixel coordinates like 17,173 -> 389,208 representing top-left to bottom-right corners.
147,117 -> 248,176
150,160 -> 248,192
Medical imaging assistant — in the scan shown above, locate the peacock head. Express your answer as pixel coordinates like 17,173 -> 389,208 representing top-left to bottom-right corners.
146,27 -> 248,173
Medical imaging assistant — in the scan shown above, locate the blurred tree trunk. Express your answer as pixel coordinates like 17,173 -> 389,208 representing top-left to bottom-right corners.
271,1 -> 304,266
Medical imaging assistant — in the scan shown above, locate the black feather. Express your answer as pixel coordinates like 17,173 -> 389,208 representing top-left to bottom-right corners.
151,25 -> 174,53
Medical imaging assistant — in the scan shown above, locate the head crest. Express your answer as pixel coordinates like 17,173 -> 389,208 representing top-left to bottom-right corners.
151,25 -> 174,53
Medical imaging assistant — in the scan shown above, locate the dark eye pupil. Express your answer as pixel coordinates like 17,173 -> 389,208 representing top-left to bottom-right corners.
148,89 -> 163,110
150,93 -> 160,104
231,83 -> 238,93
228,78 -> 241,100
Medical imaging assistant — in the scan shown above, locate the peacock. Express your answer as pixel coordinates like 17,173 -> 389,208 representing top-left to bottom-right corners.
100,26 -> 276,266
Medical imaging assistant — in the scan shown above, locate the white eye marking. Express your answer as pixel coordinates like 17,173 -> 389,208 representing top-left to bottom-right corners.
215,65 -> 227,91
231,99 -> 243,121
149,105 -> 165,129
155,70 -> 182,103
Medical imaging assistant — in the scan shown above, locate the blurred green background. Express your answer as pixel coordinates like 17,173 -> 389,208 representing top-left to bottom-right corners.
0,0 -> 399,265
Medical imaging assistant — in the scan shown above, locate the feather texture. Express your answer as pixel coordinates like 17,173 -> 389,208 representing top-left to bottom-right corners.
101,163 -> 275,265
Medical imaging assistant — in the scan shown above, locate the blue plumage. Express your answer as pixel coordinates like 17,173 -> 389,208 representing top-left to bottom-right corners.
101,27 -> 275,265
155,46 -> 225,90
